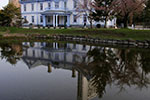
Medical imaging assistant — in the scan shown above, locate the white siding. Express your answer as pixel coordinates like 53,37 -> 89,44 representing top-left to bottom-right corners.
21,0 -> 116,27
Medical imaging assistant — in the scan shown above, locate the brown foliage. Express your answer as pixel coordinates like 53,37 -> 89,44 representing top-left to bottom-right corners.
115,0 -> 146,27
116,0 -> 145,17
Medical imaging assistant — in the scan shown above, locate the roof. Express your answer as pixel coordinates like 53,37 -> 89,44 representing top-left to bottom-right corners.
20,0 -> 67,3
41,10 -> 72,15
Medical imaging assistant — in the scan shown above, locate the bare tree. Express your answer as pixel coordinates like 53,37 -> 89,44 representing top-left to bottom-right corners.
115,0 -> 145,28
76,0 -> 94,28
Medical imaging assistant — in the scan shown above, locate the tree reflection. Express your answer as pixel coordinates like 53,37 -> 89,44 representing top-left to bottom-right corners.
112,49 -> 150,90
140,51 -> 150,74
87,47 -> 117,98
0,43 -> 23,65
0,42 -> 150,99
86,47 -> 150,98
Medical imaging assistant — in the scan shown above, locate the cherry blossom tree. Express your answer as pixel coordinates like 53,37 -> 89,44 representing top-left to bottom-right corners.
115,0 -> 146,28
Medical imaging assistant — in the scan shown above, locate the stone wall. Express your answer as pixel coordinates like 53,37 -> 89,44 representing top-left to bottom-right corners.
34,35 -> 150,49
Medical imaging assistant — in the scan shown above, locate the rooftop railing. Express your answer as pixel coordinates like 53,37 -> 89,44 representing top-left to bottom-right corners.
45,7 -> 69,11
20,0 -> 66,2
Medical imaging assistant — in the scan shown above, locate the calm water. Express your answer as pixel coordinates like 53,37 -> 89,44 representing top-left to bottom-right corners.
0,42 -> 150,100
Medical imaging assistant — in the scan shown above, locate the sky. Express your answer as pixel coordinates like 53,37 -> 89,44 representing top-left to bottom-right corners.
0,0 -> 8,9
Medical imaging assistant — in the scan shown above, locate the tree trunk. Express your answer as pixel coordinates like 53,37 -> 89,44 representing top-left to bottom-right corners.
104,17 -> 108,28
123,15 -> 128,28
90,19 -> 93,29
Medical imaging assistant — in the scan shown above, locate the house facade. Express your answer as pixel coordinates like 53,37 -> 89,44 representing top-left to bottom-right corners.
19,0 -> 116,28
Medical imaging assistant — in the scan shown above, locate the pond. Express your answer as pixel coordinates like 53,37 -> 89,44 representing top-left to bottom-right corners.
0,41 -> 150,100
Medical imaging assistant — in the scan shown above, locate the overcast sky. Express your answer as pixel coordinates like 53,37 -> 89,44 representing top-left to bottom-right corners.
0,0 -> 8,9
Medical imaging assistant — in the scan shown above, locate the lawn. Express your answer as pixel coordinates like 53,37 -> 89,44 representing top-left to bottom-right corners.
0,27 -> 150,40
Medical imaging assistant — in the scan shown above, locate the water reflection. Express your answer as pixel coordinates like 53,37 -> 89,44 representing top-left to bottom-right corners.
0,42 -> 150,100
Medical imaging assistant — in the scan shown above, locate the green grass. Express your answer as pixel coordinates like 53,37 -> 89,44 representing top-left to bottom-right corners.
1,27 -> 150,40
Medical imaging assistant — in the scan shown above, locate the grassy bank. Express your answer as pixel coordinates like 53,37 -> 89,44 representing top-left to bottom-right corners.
0,27 -> 150,40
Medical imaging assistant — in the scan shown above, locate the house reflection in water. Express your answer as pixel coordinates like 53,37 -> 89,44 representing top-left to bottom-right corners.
22,42 -> 98,100
1,41 -> 149,100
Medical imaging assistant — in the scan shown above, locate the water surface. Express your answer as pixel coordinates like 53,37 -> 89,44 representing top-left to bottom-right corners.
0,42 -> 150,100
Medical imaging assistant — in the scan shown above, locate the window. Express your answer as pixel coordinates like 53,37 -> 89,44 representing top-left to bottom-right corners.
48,2 -> 51,8
48,53 -> 51,59
40,3 -> 43,10
24,16 -> 27,22
73,15 -> 77,23
41,42 -> 44,46
64,2 -> 67,8
83,14 -> 87,23
32,16 -> 34,23
40,16 -> 43,23
55,2 -> 59,8
24,16 -> 27,20
31,4 -> 34,11
41,51 -> 44,58
74,1 -> 77,8
55,53 -> 59,60
82,56 -> 86,62
25,50 -> 28,56
72,54 -> 76,62
73,44 -> 76,49
48,16 -> 51,23
33,50 -> 35,57
24,4 -> 26,11
82,45 -> 86,51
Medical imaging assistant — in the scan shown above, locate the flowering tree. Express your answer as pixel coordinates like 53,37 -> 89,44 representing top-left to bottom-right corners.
115,0 -> 145,28
76,0 -> 94,28
91,0 -> 117,28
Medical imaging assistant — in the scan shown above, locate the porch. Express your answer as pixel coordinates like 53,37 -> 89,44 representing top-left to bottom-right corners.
41,10 -> 71,27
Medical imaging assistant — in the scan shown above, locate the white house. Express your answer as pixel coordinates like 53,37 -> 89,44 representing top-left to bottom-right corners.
19,0 -> 116,28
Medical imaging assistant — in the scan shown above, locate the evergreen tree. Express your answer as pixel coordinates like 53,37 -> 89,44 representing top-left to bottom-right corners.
92,0 -> 116,28
0,4 -> 22,27
143,0 -> 150,26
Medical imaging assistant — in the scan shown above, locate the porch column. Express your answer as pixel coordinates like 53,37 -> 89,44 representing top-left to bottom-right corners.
53,14 -> 55,27
67,15 -> 70,27
43,15 -> 46,27
48,64 -> 52,73
56,14 -> 58,27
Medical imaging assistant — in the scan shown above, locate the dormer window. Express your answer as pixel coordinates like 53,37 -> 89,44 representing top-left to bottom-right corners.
55,2 -> 59,8
40,3 -> 43,10
48,2 -> 51,8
